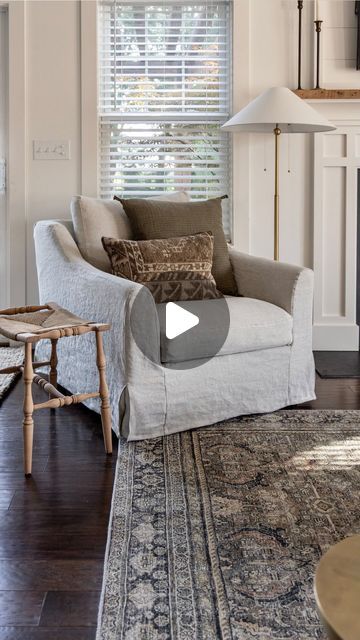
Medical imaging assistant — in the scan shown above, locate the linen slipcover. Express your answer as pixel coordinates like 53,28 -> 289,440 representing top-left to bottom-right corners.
34,220 -> 316,440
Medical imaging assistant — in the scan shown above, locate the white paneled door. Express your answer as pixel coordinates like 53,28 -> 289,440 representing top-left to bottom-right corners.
0,8 -> 7,310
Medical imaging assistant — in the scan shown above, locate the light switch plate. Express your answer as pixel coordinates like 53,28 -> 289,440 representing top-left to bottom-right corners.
33,140 -> 71,160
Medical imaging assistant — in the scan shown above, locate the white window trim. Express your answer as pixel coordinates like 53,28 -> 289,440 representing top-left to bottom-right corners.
231,0 -> 250,252
80,0 -> 251,250
6,0 -> 27,307
81,0 -> 99,197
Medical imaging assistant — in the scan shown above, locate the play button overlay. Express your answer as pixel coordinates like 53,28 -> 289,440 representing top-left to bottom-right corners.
130,287 -> 231,370
165,302 -> 199,339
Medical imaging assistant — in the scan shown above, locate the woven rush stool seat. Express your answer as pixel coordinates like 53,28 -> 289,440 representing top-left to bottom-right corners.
0,303 -> 113,477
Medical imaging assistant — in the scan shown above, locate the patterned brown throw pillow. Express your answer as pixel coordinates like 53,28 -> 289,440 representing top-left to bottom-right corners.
101,232 -> 221,304
114,196 -> 238,296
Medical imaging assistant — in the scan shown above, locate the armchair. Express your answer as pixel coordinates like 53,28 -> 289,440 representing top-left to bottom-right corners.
34,220 -> 315,440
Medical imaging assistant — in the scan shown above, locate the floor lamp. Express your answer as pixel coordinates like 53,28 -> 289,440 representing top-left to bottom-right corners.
222,86 -> 335,260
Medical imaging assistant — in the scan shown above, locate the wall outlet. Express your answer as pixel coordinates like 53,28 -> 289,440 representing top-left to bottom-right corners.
33,140 -> 71,160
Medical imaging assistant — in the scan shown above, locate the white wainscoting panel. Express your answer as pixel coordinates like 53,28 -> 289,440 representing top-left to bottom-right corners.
314,122 -> 360,350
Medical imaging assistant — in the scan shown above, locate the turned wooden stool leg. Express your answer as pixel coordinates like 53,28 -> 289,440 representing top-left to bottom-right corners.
23,342 -> 34,477
95,330 -> 112,455
49,338 -> 58,389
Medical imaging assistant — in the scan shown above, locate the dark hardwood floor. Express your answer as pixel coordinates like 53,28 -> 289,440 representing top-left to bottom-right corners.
0,373 -> 359,639
0,378 -> 118,640
300,375 -> 360,410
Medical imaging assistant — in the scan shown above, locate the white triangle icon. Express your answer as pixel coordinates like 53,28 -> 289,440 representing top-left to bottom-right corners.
166,302 -> 199,340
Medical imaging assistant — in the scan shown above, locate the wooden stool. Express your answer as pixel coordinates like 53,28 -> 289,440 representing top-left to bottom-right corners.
0,303 -> 113,477
315,535 -> 360,640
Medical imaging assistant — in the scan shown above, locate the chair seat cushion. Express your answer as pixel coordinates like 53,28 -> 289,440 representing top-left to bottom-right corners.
157,296 -> 293,364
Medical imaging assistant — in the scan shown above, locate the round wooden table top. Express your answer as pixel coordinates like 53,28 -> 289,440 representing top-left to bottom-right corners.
315,535 -> 360,640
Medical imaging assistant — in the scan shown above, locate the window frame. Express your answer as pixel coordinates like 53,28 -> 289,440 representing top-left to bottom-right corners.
80,0 -> 251,250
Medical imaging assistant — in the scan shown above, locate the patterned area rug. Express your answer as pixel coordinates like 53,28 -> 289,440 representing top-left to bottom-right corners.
97,410 -> 360,640
0,346 -> 24,403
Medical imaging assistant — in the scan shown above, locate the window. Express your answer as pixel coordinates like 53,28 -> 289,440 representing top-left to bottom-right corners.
98,0 -> 232,237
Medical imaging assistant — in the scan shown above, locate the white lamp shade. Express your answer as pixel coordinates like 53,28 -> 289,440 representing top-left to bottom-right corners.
222,86 -> 336,133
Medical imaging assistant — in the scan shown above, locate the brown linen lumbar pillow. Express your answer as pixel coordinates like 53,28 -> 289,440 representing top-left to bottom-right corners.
114,196 -> 237,295
101,232 -> 221,304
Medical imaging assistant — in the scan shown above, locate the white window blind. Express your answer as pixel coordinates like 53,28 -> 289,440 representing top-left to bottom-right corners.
98,0 -> 232,237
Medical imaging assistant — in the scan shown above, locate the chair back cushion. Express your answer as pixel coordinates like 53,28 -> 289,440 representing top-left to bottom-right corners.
118,196 -> 237,295
71,192 -> 189,272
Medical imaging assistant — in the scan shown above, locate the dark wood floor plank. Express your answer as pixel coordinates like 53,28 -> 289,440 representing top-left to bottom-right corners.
0,470 -> 115,491
0,591 -> 46,626
9,488 -> 114,512
299,377 -> 360,410
0,490 -> 15,509
0,560 -> 103,591
39,591 -> 100,628
0,456 -> 49,474
349,385 -> 360,394
0,536 -> 107,560
0,510 -> 109,535
0,629 -> 94,640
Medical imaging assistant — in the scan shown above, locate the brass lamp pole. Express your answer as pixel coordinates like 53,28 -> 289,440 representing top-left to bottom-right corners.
221,87 -> 335,261
274,126 -> 281,261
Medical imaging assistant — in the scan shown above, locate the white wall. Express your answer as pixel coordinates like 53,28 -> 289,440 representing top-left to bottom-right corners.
5,0 -> 81,306
0,8 -> 8,310
25,0 -> 81,302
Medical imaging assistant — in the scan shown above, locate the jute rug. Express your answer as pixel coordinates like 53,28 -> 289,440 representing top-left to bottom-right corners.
97,410 -> 360,640
0,346 -> 24,403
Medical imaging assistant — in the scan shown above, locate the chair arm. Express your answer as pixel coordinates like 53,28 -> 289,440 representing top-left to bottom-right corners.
34,220 -> 160,362
229,248 -> 314,317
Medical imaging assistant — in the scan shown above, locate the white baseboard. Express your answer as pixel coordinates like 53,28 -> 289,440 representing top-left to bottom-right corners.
313,324 -> 359,351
